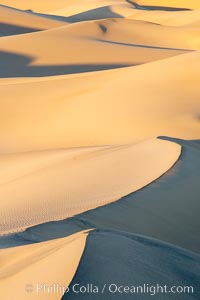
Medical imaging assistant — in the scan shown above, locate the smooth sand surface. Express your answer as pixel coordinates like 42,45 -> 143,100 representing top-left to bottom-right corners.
1,0 -> 200,13
0,230 -> 88,300
135,0 -> 200,9
0,1 -> 200,299
3,138 -> 199,253
10,138 -> 198,253
0,19 -> 191,77
0,0 -> 91,13
0,139 -> 180,235
0,51 -> 199,152
0,0 -> 132,15
129,8 -> 200,26
65,229 -> 200,300
0,5 -> 66,37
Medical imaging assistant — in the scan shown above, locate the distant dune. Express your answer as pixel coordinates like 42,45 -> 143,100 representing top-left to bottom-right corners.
129,8 -> 200,26
0,51 -> 199,152
1,0 -> 200,13
0,0 -> 132,15
0,5 -> 66,37
0,1 -> 199,300
0,19 -> 192,78
135,0 -> 200,10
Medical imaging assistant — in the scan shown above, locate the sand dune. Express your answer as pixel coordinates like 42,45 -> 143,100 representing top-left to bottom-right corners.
67,229 -> 200,300
0,230 -> 88,300
46,2 -> 134,21
0,5 -> 66,37
0,1 -> 200,299
0,1 -> 134,23
0,139 -> 180,235
48,18 -> 200,50
1,0 -> 200,14
0,51 -> 199,152
0,18 -> 191,79
0,0 -> 130,15
129,8 -> 200,27
11,138 -> 198,253
0,0 -> 85,13
1,229 -> 199,300
135,0 -> 200,10
2,138 -> 199,253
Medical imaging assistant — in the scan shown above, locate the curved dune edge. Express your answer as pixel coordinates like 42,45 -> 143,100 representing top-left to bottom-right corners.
0,138 -> 199,254
66,229 -> 200,300
0,50 -> 200,152
0,138 -> 181,235
0,5 -> 66,37
0,5 -> 66,30
1,138 -> 198,253
0,18 -> 192,78
0,230 -> 89,300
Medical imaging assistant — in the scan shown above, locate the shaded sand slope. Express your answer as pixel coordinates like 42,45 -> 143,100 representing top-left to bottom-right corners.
0,2 -> 199,299
0,5 -> 66,37
0,51 -> 199,152
39,2 -> 134,22
5,138 -> 199,253
0,139 -> 180,235
0,230 -> 88,300
65,229 -> 200,300
0,18 -> 192,78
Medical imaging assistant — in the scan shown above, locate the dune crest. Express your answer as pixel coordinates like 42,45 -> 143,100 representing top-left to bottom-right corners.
0,51 -> 199,152
0,5 -> 66,37
0,230 -> 88,300
0,139 -> 180,235
0,1 -> 200,299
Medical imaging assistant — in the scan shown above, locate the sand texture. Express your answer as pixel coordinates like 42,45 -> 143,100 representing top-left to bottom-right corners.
0,1 -> 200,299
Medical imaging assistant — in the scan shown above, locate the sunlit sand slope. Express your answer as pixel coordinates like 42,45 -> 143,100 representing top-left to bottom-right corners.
1,139 -> 199,253
0,231 -> 88,300
0,1 -> 200,299
0,1 -> 199,300
129,8 -> 200,27
0,0 -> 131,14
0,5 -> 65,37
45,1 -> 134,20
135,0 -> 200,10
0,18 -> 191,78
1,0 -> 200,14
0,139 -> 180,235
0,51 -> 199,152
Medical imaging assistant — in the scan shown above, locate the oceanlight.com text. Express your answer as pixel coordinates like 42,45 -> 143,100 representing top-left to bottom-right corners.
25,283 -> 194,296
